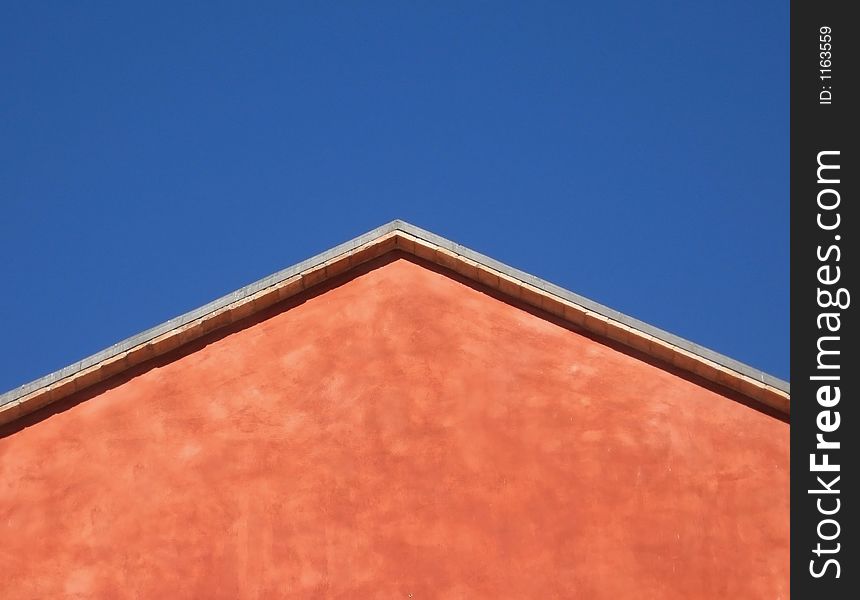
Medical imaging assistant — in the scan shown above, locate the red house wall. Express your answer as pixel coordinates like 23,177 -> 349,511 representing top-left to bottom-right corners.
0,255 -> 789,598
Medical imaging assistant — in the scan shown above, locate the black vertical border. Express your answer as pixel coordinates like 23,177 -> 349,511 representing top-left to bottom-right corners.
791,0 -> 857,596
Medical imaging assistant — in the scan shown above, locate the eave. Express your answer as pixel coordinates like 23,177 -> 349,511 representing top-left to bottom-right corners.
0,220 -> 790,426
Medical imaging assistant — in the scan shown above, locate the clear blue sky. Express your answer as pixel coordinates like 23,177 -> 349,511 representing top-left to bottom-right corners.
0,1 -> 789,392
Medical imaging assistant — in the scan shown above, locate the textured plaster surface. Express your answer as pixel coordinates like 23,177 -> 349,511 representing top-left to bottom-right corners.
0,255 -> 788,599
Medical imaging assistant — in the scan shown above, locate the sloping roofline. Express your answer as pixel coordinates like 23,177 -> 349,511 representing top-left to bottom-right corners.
0,220 -> 790,425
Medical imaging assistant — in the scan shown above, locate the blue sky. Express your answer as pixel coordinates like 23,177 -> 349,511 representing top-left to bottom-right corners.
0,1 -> 789,391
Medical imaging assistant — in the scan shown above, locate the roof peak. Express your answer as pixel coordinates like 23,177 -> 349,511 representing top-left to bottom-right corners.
0,220 -> 789,426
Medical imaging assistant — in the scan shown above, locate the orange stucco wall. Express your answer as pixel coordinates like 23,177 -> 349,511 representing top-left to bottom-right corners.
0,254 -> 788,598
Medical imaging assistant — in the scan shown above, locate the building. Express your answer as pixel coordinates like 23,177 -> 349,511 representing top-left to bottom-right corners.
0,221 -> 789,598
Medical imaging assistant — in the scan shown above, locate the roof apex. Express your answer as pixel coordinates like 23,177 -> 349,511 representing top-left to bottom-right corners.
0,220 -> 789,426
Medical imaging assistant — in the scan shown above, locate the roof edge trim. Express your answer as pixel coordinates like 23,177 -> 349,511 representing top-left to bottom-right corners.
0,220 -> 789,425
